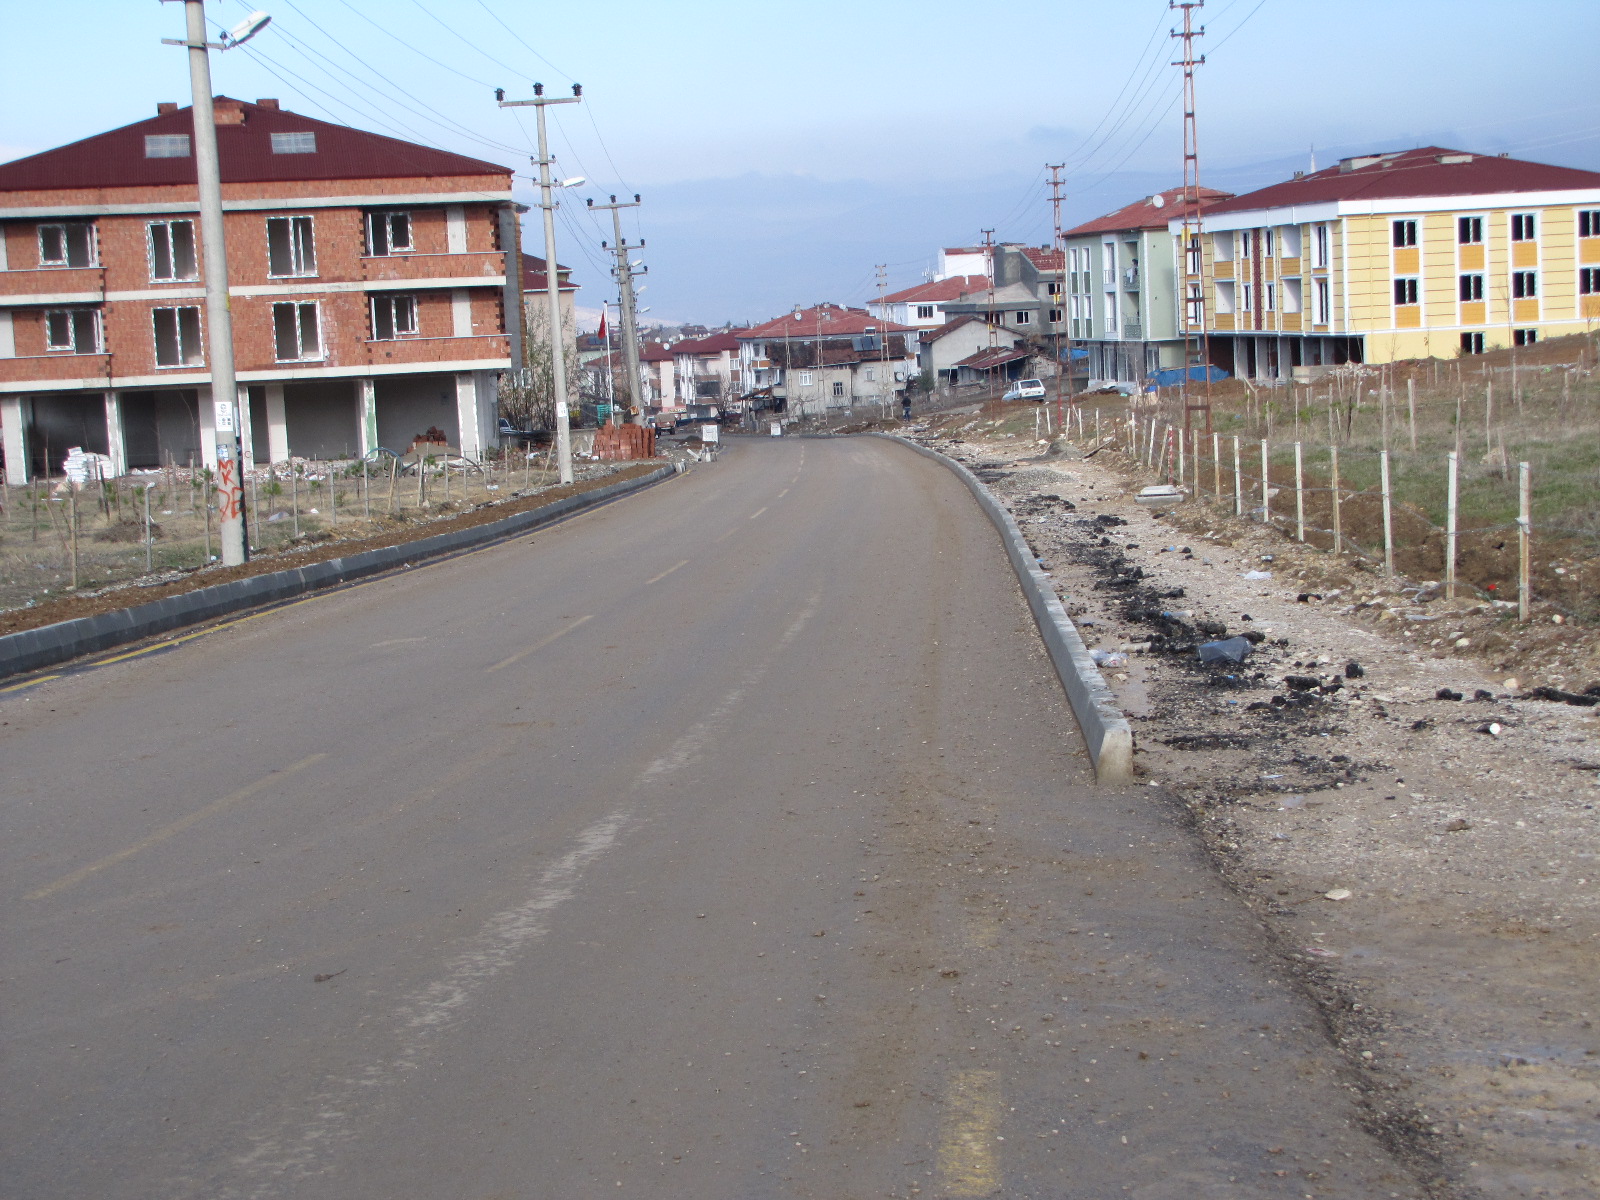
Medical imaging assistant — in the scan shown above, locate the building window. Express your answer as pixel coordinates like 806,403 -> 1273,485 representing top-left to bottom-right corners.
1186,234 -> 1202,275
1458,216 -> 1483,245
152,306 -> 204,367
1459,274 -> 1484,301
1313,278 -> 1331,324
798,371 -> 813,386
1394,278 -> 1419,305
365,211 -> 413,256
1214,280 -> 1236,315
1241,281 -> 1254,312
1514,328 -> 1538,346
1580,210 -> 1600,238
45,308 -> 101,353
144,134 -> 190,158
1312,224 -> 1330,268
1185,282 -> 1202,326
1048,307 -> 1062,323
38,221 -> 95,268
864,366 -> 875,381
1238,229 -> 1254,260
832,381 -> 845,398
272,301 -> 322,361
1047,281 -> 1063,296
266,215 -> 317,277
1512,271 -> 1537,299
1461,332 -> 1484,355
1281,278 -> 1302,313
1581,267 -> 1600,295
1511,213 -> 1536,241
148,220 -> 198,281
1263,227 -> 1276,258
915,304 -> 935,320
370,294 -> 418,340
271,131 -> 317,155
1392,219 -> 1418,247
1014,310 -> 1032,325
1263,282 -> 1276,312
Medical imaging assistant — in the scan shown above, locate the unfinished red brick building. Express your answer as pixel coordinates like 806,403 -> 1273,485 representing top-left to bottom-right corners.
0,97 -> 524,484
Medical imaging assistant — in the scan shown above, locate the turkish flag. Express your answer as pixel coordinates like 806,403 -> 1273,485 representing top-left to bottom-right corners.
597,311 -> 608,340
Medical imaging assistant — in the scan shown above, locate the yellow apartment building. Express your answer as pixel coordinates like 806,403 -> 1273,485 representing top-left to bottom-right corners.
1169,147 -> 1600,379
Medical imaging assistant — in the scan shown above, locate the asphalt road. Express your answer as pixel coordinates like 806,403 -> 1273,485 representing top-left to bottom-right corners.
3,435 -> 1425,1199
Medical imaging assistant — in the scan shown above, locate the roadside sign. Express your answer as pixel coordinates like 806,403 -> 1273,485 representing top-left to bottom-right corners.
701,423 -> 719,444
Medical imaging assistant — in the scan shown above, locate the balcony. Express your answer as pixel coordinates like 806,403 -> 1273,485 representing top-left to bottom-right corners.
1102,269 -> 1117,288
1123,268 -> 1140,290
1123,322 -> 1143,340
0,266 -> 106,304
361,251 -> 506,285
359,333 -> 510,368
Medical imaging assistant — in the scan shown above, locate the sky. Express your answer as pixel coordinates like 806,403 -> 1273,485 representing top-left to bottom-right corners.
2,0 -> 1597,327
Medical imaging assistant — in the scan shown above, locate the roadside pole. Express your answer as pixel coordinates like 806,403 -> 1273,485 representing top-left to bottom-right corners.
166,0 -> 247,564
588,196 -> 645,424
499,85 -> 583,484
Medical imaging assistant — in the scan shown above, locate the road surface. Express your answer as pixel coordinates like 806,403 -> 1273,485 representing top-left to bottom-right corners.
3,435 -> 1424,1198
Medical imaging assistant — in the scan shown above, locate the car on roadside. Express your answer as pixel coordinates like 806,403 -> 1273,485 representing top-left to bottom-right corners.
1002,378 -> 1047,402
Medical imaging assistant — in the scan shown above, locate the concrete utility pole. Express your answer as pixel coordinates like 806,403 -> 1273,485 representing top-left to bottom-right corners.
1172,0 -> 1213,435
874,264 -> 891,418
163,0 -> 249,565
499,83 -> 583,484
588,195 -> 645,423
1048,163 -> 1074,408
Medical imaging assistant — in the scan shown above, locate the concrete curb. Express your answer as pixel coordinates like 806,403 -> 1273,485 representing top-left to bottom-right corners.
0,465 -> 676,682
871,434 -> 1135,783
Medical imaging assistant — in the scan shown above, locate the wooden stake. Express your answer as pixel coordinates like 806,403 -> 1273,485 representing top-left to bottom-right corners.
1380,449 -> 1394,578
144,482 -> 153,573
1445,451 -> 1459,600
69,482 -> 79,589
1212,431 -> 1222,502
1407,377 -> 1417,451
1294,441 -> 1305,542
1330,445 -> 1342,554
1232,435 -> 1243,517
1260,439 -> 1270,524
1518,460 -> 1531,622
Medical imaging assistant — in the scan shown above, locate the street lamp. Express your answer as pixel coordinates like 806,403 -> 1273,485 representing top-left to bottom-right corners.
160,1 -> 271,566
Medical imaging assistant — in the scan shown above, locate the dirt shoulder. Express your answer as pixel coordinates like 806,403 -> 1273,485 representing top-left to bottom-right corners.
907,414 -> 1600,1200
0,461 -> 662,639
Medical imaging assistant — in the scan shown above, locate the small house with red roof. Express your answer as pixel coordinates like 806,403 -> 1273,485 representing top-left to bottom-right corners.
867,275 -> 990,328
736,303 -> 917,417
1169,147 -> 1600,378
1,97 -> 525,483
671,329 -> 742,408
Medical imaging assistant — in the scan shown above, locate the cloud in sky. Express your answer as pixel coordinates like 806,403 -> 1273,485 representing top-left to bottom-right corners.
4,0 -> 1596,323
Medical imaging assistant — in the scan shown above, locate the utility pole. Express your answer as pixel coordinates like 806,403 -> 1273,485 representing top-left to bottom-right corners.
589,195 -> 645,424
1172,0 -> 1213,436
162,0 -> 250,565
874,264 -> 890,419
982,228 -> 997,348
498,83 -> 583,484
1048,163 -> 1074,412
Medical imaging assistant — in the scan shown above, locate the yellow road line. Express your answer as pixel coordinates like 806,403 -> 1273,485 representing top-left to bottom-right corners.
938,1069 -> 1002,1197
25,753 -> 328,901
485,614 -> 594,673
1,674 -> 62,694
749,507 -> 768,520
646,559 -> 690,586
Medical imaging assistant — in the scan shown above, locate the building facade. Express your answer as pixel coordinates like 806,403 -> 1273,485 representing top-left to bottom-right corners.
1062,186 -> 1231,384
1175,147 -> 1600,380
867,275 -> 990,329
672,330 -> 741,407
738,304 -> 916,417
0,97 -> 521,483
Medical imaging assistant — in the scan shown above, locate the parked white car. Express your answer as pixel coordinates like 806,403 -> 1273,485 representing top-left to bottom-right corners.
1002,378 -> 1047,402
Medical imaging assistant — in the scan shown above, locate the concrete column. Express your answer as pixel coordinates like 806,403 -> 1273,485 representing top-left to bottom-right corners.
265,382 -> 289,463
238,385 -> 256,470
104,390 -> 128,477
455,372 -> 480,460
358,378 -> 378,457
197,385 -> 218,470
2,395 -> 30,485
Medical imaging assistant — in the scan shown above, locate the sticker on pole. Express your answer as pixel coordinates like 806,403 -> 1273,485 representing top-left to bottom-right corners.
700,423 -> 719,444
214,400 -> 236,433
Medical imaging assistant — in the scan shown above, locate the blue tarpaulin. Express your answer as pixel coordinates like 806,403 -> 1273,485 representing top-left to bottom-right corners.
1147,365 -> 1230,387
1058,347 -> 1090,361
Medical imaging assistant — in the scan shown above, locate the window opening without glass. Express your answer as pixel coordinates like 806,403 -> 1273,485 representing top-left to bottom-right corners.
153,306 -> 204,366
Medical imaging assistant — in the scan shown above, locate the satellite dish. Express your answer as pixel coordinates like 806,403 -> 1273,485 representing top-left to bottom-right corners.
1150,193 -> 1166,208
222,11 -> 272,48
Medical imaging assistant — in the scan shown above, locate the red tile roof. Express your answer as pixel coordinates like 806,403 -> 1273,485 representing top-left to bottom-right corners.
1206,147 -> 1600,215
740,304 -> 914,340
880,275 -> 990,305
521,255 -> 577,293
954,345 -> 1031,370
639,342 -> 677,362
1066,186 -> 1234,236
918,314 -> 987,343
1021,246 -> 1065,271
0,98 -> 509,192
673,331 -> 742,354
